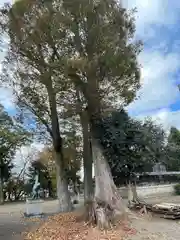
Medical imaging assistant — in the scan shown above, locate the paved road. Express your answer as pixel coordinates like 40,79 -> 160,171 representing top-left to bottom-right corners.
0,212 -> 35,239
0,200 -> 61,240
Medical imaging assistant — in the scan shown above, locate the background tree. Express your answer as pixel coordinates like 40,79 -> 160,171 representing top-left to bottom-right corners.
28,127 -> 82,198
0,104 -> 31,203
165,127 -> 180,171
99,110 -> 166,203
0,0 -> 76,211
28,159 -> 50,197
60,87 -> 93,202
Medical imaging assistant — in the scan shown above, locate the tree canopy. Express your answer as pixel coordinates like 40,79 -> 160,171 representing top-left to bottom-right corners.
0,104 -> 31,181
165,127 -> 180,171
95,109 -> 166,185
0,103 -> 31,202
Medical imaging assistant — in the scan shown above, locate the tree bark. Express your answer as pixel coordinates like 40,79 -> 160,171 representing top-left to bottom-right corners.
80,110 -> 93,202
46,81 -> 72,212
56,153 -> 72,212
91,139 -> 127,228
0,178 -> 4,205
48,180 -> 54,198
70,73 -> 127,227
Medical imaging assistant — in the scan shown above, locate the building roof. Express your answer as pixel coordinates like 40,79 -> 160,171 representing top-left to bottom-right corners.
140,171 -> 180,176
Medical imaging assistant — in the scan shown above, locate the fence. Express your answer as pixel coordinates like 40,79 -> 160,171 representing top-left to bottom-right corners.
118,184 -> 176,198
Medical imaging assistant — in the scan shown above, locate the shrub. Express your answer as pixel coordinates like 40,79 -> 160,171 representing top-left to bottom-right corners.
174,183 -> 180,195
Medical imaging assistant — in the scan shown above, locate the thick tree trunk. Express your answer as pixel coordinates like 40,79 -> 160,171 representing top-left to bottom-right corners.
48,180 -> 54,198
0,179 -> 4,205
55,153 -> 72,212
70,74 -> 127,227
8,192 -> 11,201
89,139 -> 127,228
47,82 -> 72,212
80,110 -> 93,202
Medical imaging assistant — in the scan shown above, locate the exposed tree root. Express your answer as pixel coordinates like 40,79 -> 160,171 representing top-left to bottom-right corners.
84,198 -> 127,229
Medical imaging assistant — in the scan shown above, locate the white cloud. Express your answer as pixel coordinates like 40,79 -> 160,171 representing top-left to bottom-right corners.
127,50 -> 180,115
152,109 -> 180,130
134,108 -> 180,132
0,87 -> 15,110
124,0 -> 180,39
124,0 -> 180,131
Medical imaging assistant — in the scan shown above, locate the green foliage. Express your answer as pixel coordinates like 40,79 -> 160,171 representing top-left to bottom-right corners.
28,129 -> 82,196
0,104 -> 31,183
4,177 -> 26,200
0,0 -> 142,206
0,0 -> 141,129
174,183 -> 180,195
28,160 -> 50,189
165,127 -> 180,171
94,109 -> 166,184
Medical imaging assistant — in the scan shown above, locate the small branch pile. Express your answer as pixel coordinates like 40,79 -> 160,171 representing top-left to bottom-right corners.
152,203 -> 180,219
130,201 -> 180,220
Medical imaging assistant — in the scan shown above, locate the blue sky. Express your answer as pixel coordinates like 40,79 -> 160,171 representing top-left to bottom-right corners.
123,0 -> 180,130
1,0 -> 180,131
1,0 -> 180,166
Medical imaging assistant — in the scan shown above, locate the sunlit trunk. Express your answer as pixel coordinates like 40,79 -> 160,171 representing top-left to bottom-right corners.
47,82 -> 72,212
56,153 -> 72,212
71,74 -> 127,227
92,139 -> 127,228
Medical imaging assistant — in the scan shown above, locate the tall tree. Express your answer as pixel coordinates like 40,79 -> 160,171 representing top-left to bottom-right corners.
99,110 -> 166,203
0,1 -> 74,211
59,84 -> 93,202
35,128 -> 82,196
63,0 -> 141,226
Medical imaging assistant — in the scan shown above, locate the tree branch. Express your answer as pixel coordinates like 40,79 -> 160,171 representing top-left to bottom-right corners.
15,92 -> 53,138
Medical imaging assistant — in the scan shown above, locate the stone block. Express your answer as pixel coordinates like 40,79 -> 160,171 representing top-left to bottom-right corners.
25,199 -> 44,217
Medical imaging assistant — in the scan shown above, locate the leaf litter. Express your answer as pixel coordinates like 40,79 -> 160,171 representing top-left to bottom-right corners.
23,212 -> 137,240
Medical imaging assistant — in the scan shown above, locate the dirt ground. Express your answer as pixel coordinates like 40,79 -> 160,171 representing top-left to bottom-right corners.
127,215 -> 180,240
0,195 -> 180,239
126,195 -> 180,240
